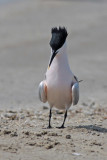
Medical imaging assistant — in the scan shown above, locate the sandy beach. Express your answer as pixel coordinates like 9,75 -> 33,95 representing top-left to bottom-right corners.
0,0 -> 107,159
0,106 -> 107,160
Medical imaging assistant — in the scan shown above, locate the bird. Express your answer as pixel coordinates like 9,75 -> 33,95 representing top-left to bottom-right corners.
38,26 -> 79,128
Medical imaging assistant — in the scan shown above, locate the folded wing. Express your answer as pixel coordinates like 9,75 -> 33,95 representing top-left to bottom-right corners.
72,82 -> 79,105
38,81 -> 47,103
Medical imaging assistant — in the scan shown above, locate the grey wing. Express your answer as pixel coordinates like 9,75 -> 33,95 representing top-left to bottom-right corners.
72,82 -> 79,105
38,81 -> 47,103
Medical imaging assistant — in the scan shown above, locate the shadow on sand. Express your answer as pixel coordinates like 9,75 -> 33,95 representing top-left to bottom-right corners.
75,125 -> 107,133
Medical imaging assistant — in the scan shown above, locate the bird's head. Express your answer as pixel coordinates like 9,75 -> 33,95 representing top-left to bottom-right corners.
49,26 -> 68,68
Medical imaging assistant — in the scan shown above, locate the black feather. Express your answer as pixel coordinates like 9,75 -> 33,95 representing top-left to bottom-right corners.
50,26 -> 68,52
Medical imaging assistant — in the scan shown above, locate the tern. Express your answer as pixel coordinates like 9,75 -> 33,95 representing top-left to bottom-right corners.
39,27 -> 79,128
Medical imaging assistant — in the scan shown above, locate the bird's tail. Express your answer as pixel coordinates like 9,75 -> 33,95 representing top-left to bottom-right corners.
78,80 -> 83,83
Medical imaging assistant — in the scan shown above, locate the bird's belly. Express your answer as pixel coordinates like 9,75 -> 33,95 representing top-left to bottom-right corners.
47,82 -> 72,110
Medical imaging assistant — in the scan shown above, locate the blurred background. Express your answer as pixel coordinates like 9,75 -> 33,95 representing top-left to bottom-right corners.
0,0 -> 107,110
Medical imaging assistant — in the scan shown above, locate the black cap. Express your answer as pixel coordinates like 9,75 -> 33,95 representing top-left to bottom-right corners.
50,27 -> 68,52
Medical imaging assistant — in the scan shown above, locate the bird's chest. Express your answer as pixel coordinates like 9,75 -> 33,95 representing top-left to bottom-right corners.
46,70 -> 72,108
46,68 -> 70,91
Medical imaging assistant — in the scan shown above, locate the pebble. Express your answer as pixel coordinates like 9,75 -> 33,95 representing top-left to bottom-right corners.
36,133 -> 42,137
27,142 -> 36,146
11,132 -> 18,137
43,106 -> 48,110
20,115 -> 25,119
82,102 -> 88,106
103,116 -> 107,119
54,142 -> 60,145
3,113 -> 18,120
56,110 -> 64,114
23,131 -> 30,135
92,133 -> 96,135
91,141 -> 102,146
72,152 -> 82,156
8,110 -> 17,113
45,144 -> 54,149
48,132 -> 58,136
42,131 -> 47,135
66,135 -> 71,139
89,102 -> 95,107
3,130 -> 11,135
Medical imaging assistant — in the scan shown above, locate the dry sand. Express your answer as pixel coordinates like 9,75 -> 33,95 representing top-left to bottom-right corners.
0,105 -> 107,160
0,0 -> 107,159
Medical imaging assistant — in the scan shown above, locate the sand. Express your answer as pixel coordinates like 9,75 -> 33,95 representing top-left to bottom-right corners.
0,0 -> 107,159
0,105 -> 107,160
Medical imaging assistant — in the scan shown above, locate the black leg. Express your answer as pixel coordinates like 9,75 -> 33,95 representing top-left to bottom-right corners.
47,109 -> 52,128
58,110 -> 67,128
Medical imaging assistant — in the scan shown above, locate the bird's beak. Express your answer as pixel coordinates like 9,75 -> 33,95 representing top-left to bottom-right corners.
49,50 -> 58,68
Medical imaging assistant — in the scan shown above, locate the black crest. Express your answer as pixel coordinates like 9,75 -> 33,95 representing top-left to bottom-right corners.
50,27 -> 68,51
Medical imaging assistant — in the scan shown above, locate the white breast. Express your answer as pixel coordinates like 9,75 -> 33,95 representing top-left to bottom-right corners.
46,42 -> 74,110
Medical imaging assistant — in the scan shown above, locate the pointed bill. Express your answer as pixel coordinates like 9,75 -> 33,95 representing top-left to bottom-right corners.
49,51 -> 58,67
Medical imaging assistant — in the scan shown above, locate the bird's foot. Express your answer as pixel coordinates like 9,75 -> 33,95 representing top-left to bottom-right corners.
47,125 -> 52,129
56,125 -> 65,129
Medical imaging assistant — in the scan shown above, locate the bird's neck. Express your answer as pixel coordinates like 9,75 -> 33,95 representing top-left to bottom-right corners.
50,42 -> 70,71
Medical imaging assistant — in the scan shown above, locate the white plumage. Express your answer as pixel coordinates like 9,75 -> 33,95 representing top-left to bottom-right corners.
38,27 -> 79,128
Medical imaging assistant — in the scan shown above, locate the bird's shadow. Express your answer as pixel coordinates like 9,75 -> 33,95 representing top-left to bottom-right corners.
75,125 -> 107,133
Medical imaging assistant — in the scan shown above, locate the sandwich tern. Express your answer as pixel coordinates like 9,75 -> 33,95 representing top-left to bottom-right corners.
39,27 -> 79,128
